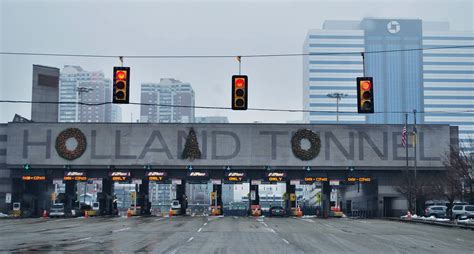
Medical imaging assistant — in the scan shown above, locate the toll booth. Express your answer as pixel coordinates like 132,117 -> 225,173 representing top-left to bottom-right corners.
249,180 -> 260,216
20,170 -> 51,217
211,179 -> 222,215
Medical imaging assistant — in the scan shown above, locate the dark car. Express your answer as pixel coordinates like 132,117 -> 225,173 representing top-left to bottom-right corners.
269,206 -> 286,217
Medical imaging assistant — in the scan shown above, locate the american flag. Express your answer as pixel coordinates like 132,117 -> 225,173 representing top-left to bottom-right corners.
401,125 -> 407,148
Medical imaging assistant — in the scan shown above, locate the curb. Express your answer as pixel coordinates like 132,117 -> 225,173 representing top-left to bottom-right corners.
387,218 -> 474,230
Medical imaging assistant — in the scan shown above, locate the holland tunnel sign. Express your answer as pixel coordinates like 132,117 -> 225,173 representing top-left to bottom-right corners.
5,123 -> 454,168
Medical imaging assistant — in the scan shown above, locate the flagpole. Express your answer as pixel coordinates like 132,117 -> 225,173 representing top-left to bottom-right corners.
405,113 -> 409,172
404,113 -> 410,212
413,109 -> 418,215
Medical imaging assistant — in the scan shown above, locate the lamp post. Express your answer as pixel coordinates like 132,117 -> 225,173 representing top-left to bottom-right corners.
326,93 -> 349,122
76,86 -> 94,122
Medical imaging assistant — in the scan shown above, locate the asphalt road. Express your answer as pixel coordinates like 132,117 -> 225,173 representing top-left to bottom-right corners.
0,216 -> 473,253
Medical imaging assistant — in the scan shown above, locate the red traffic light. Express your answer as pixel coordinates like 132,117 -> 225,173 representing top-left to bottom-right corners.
116,71 -> 126,80
361,81 -> 371,91
235,78 -> 245,88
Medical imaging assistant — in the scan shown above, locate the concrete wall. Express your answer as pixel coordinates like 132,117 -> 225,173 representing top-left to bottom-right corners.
0,124 -> 11,213
6,123 -> 453,168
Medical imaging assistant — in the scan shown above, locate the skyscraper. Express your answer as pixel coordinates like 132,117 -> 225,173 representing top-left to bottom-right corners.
31,65 -> 60,122
422,24 -> 474,151
304,19 -> 473,151
303,18 -> 424,124
59,65 -> 115,123
140,78 -> 195,123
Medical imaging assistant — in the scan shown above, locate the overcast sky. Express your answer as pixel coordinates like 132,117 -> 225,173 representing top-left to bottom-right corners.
1,0 -> 473,123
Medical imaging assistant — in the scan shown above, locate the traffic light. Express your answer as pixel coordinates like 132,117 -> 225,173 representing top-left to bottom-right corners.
113,67 -> 130,104
23,164 -> 30,170
232,75 -> 248,110
357,77 -> 374,113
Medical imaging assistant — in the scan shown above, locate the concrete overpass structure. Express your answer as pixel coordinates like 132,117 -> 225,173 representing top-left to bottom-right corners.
0,123 -> 458,217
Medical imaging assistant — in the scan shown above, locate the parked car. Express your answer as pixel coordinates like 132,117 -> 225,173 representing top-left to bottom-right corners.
269,206 -> 286,217
424,205 -> 447,218
451,205 -> 474,219
49,203 -> 66,218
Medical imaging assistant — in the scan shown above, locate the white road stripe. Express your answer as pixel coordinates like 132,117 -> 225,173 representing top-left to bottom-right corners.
203,222 -> 207,226
112,227 -> 130,233
262,222 -> 268,227
187,237 -> 194,242
197,227 -> 203,232
302,219 -> 315,223
169,249 -> 177,254
70,237 -> 91,242
154,218 -> 165,222
282,238 -> 290,244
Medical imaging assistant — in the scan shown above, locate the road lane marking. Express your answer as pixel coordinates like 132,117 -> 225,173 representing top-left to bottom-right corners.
197,227 -> 203,232
169,249 -> 177,254
187,237 -> 194,242
112,227 -> 130,233
203,222 -> 207,226
262,222 -> 268,227
71,237 -> 91,243
282,238 -> 290,244
302,219 -> 315,223
154,218 -> 165,222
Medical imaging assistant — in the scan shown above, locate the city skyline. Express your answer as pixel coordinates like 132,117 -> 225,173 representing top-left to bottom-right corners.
2,1 -> 473,124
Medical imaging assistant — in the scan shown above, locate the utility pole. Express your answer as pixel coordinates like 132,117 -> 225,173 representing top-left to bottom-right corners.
76,86 -> 94,122
327,93 -> 349,122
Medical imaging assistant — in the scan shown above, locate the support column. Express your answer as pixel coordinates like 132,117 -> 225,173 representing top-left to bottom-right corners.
138,180 -> 150,215
176,179 -> 187,215
249,183 -> 260,214
99,179 -> 114,216
322,181 -> 331,218
65,180 -> 77,212
286,181 -> 296,216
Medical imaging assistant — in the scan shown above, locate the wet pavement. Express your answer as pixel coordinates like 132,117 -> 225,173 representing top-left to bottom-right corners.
1,216 -> 473,253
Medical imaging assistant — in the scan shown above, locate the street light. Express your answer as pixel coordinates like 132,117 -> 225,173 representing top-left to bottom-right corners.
326,93 -> 349,122
76,86 -> 94,122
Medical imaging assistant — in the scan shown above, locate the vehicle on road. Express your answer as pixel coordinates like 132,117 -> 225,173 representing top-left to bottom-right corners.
451,205 -> 474,219
269,206 -> 286,217
49,203 -> 66,218
424,205 -> 447,218
170,200 -> 181,215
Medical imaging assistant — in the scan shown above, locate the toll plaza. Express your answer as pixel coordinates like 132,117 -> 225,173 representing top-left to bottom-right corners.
0,123 -> 457,218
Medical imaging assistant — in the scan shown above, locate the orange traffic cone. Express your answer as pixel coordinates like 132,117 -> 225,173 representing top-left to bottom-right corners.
42,210 -> 48,218
84,210 -> 89,218
169,208 -> 173,217
297,206 -> 303,217
127,208 -> 132,218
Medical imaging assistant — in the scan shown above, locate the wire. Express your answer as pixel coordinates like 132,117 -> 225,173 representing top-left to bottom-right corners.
0,45 -> 473,59
1,100 -> 473,115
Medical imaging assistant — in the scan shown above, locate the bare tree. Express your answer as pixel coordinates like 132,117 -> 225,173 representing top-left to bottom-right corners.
395,171 -> 442,215
441,141 -> 473,208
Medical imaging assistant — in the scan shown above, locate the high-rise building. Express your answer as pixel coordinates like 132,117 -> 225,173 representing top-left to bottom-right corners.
31,65 -> 60,122
111,105 -> 122,123
59,65 -> 113,122
140,79 -> 195,123
303,18 -> 473,150
303,18 -> 425,124
422,25 -> 474,151
195,116 -> 229,123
